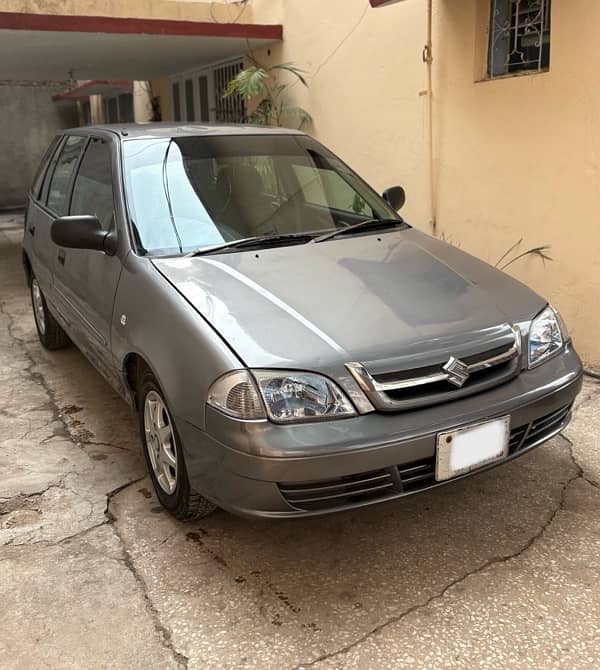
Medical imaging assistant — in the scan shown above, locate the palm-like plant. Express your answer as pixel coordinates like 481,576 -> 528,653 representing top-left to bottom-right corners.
225,61 -> 312,128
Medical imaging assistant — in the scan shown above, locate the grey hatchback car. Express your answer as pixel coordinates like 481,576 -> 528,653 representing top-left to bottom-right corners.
23,123 -> 582,519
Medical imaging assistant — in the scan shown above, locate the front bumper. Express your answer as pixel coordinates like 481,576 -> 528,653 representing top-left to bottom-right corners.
177,345 -> 583,518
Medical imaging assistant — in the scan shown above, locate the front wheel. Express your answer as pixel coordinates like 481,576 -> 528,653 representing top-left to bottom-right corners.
138,372 -> 217,520
30,276 -> 70,350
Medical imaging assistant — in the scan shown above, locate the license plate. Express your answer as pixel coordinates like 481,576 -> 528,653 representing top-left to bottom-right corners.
436,416 -> 510,482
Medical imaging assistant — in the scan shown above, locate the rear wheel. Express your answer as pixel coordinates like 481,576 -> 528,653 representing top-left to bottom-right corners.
30,276 -> 70,350
138,372 -> 217,520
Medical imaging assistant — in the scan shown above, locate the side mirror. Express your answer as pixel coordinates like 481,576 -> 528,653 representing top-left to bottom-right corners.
51,215 -> 117,255
382,186 -> 406,212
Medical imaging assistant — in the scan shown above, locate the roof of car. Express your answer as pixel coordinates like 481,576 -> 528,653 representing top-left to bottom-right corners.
68,122 -> 307,140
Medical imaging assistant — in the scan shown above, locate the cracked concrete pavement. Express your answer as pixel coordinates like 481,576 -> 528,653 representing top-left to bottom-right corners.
1,211 -> 600,669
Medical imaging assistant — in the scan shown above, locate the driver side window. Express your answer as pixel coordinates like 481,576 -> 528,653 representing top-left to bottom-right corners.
70,138 -> 115,231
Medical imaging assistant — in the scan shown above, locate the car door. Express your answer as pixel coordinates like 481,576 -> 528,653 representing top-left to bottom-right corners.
51,136 -> 124,386
26,135 -> 87,302
24,135 -> 61,283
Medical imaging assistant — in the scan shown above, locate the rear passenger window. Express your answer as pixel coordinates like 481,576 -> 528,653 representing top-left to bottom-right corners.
70,139 -> 115,231
31,136 -> 60,201
46,136 -> 86,215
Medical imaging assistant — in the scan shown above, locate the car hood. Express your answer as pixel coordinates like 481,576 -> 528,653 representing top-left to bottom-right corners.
153,228 -> 546,369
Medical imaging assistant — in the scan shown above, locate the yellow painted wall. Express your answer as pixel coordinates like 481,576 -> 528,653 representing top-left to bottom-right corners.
430,0 -> 600,365
249,0 -> 599,365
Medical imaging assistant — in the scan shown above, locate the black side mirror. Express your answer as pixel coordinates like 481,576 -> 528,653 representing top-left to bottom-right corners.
51,215 -> 117,255
382,186 -> 406,211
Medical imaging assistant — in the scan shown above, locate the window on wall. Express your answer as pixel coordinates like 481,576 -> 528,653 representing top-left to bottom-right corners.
170,59 -> 245,124
213,61 -> 245,123
107,97 -> 119,123
172,82 -> 181,121
488,0 -> 551,78
198,76 -> 210,122
185,79 -> 194,121
103,93 -> 134,123
118,93 -> 134,122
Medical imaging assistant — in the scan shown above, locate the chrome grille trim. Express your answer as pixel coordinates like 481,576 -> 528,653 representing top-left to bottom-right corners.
346,326 -> 522,410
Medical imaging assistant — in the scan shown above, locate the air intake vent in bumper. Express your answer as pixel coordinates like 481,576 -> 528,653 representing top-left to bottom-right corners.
278,404 -> 573,512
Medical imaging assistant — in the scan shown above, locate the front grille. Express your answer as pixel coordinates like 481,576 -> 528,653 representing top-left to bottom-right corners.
278,404 -> 572,512
347,327 -> 522,412
382,361 -> 515,404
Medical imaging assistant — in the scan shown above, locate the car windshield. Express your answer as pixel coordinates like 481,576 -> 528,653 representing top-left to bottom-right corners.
122,133 -> 399,256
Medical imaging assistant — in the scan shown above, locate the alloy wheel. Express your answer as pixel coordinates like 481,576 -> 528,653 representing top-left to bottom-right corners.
143,390 -> 178,494
31,278 -> 46,336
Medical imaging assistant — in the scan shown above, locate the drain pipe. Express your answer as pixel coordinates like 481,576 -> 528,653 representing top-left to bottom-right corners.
423,0 -> 436,235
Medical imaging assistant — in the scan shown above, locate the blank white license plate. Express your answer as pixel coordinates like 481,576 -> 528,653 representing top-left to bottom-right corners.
436,416 -> 510,482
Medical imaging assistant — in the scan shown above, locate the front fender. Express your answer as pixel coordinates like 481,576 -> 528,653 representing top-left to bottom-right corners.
111,252 -> 242,429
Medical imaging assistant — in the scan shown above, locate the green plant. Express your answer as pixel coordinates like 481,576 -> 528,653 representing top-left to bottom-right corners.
225,61 -> 312,129
495,239 -> 553,270
351,193 -> 367,214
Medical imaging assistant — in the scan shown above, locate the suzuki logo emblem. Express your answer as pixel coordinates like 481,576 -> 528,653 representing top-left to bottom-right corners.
443,356 -> 470,388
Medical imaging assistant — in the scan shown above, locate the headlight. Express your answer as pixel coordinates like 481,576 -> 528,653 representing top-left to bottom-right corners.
207,370 -> 357,423
252,370 -> 357,423
528,305 -> 567,368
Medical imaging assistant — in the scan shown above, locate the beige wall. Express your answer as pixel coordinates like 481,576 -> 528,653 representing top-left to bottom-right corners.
430,0 -> 600,365
248,0 -> 599,365
252,0 -> 432,230
2,0 -> 254,23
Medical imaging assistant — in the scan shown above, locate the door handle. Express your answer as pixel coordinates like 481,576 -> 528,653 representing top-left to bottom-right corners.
28,224 -> 35,236
57,249 -> 66,265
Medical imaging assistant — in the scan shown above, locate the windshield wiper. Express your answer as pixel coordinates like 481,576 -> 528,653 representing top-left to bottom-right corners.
312,218 -> 407,244
185,232 -> 315,258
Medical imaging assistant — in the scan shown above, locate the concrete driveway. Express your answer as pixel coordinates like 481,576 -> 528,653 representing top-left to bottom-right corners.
1,212 -> 600,670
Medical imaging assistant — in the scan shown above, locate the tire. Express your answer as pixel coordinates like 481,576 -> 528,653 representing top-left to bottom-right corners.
137,371 -> 217,520
30,276 -> 70,350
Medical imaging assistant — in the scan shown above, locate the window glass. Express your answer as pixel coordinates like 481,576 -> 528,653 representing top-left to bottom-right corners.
70,139 -> 115,231
118,93 -> 134,122
46,136 -> 86,215
172,82 -> 181,121
82,101 -> 91,126
185,79 -> 194,122
293,164 -> 373,216
107,98 -> 119,123
122,135 -> 396,255
32,136 -> 60,201
198,76 -> 209,122
488,0 -> 551,78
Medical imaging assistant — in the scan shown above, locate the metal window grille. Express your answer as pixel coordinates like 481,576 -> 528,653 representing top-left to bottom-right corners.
213,61 -> 246,123
172,82 -> 181,121
488,0 -> 551,78
198,76 -> 210,122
